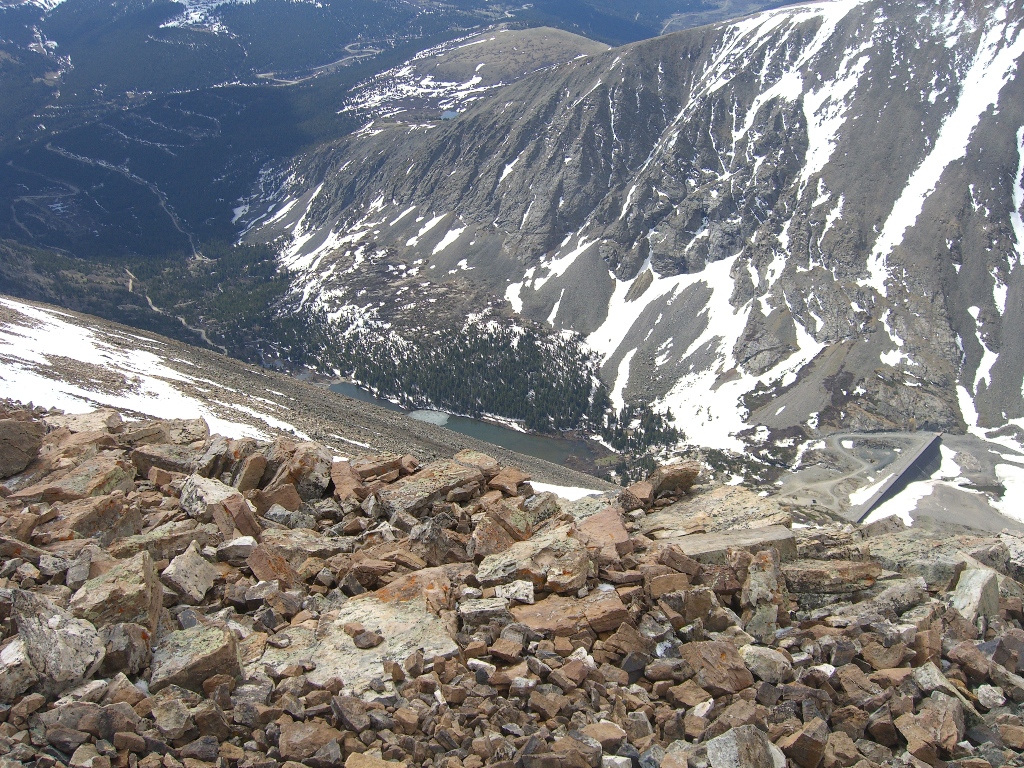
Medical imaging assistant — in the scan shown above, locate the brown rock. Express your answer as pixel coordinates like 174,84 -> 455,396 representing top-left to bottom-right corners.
278,721 -> 342,762
679,641 -> 754,695
582,589 -> 630,633
234,454 -> 267,493
667,679 -> 712,707
489,466 -> 530,495
0,419 -> 44,479
647,573 -> 691,599
251,483 -> 302,514
223,494 -> 262,539
835,664 -> 886,709
777,716 -> 829,768
246,544 -> 300,588
947,640 -> 991,684
647,461 -> 700,495
529,690 -> 569,720
658,545 -> 702,577
821,731 -> 859,768
577,507 -> 633,560
330,460 -> 364,502
351,453 -> 403,479
860,641 -> 907,671
512,594 -> 587,636
619,481 -> 653,512
579,722 -> 626,751
344,754 -> 403,768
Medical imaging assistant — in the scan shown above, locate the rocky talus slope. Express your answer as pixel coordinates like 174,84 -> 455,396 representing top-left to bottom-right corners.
4,403 -> 1024,768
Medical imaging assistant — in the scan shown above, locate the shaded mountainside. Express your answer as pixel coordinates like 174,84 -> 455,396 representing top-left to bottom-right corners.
251,0 -> 1024,453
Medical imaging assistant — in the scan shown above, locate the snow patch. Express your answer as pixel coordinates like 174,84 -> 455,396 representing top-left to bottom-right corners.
863,14 -> 1024,296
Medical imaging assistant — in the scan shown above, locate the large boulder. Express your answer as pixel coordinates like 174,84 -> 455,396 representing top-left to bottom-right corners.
949,568 -> 1000,623
13,590 -> 105,693
705,725 -> 785,768
0,419 -> 44,479
0,638 -> 39,703
476,523 -> 590,594
264,439 -> 334,500
256,591 -> 459,695
11,455 -> 135,503
647,461 -> 701,495
161,541 -> 219,604
782,560 -> 882,594
33,494 -> 141,546
69,550 -> 162,632
179,475 -> 242,523
678,641 -> 754,695
378,460 -> 484,518
150,624 -> 241,693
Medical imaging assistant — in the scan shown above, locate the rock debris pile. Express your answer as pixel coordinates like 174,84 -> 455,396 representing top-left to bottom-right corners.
2,402 -> 1024,768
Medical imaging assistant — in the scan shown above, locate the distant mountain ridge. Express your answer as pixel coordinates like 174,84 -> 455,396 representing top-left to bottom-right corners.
249,0 -> 1024,454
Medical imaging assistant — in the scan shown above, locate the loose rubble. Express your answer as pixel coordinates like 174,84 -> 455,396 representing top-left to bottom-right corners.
2,401 -> 1024,768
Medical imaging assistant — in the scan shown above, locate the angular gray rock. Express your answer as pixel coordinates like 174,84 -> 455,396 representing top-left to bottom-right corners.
161,541 -> 218,604
13,590 -> 104,693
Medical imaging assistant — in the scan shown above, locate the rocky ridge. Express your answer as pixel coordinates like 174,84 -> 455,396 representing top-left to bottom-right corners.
3,402 -> 1024,768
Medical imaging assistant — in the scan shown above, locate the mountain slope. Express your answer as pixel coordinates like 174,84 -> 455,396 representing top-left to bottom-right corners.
251,0 -> 1024,453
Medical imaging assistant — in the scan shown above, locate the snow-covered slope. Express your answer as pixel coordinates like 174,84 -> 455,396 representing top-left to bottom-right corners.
250,0 -> 1024,453
0,295 -> 615,494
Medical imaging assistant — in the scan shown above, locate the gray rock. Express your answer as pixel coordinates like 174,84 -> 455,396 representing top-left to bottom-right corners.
495,579 -> 535,604
161,541 -> 218,604
705,725 -> 786,768
739,645 -> 794,685
179,475 -> 239,523
256,593 -> 459,695
949,568 -> 999,623
656,526 -> 797,565
475,523 -> 589,593
69,550 -> 162,632
0,637 -> 40,703
99,623 -> 151,676
13,590 -> 104,693
150,624 -> 241,693
978,684 -> 1006,709
216,536 -> 258,563
378,459 -> 484,518
458,597 -> 514,627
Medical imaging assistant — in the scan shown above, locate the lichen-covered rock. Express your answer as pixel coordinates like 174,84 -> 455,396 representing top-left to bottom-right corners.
13,590 -> 104,693
161,541 -> 218,604
69,551 -> 162,632
476,523 -> 590,593
149,624 -> 241,693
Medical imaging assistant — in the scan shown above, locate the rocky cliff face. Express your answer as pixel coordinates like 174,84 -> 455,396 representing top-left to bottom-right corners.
251,0 -> 1024,452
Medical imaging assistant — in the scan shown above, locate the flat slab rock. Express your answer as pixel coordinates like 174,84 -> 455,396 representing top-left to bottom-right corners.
254,594 -> 459,694
642,486 -> 791,540
378,460 -> 484,517
648,525 -> 797,564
